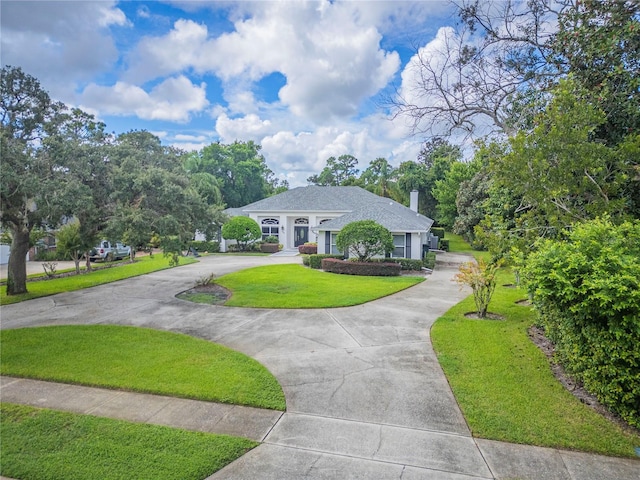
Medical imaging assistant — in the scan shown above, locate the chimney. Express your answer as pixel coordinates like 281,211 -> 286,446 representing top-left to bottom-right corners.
410,190 -> 419,212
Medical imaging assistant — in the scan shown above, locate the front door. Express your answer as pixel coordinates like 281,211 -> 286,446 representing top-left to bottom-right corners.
294,226 -> 309,247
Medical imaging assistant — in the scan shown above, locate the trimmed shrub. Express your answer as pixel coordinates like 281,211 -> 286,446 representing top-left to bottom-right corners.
423,251 -> 436,270
336,220 -> 393,261
221,217 -> 261,252
302,255 -> 310,266
263,236 -> 279,244
190,241 -> 219,253
369,257 -> 424,271
309,254 -> 343,269
522,218 -> 640,429
439,239 -> 450,251
431,227 -> 446,240
322,258 -> 401,276
298,243 -> 317,254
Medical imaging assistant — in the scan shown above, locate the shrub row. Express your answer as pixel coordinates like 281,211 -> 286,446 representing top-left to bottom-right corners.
369,257 -> 424,271
190,241 -> 220,253
298,244 -> 318,254
321,258 -> 401,276
522,218 -> 640,429
306,254 -> 344,269
431,227 -> 446,240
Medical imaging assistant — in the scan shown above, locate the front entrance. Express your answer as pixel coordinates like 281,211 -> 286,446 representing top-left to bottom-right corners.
294,226 -> 309,247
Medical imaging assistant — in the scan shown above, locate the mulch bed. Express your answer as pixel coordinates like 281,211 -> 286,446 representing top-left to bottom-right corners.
464,312 -> 505,320
528,325 -> 639,436
179,284 -> 232,304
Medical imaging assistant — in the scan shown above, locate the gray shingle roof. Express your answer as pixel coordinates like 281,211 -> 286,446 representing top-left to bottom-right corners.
315,200 -> 433,232
226,186 -> 433,232
229,186 -> 381,212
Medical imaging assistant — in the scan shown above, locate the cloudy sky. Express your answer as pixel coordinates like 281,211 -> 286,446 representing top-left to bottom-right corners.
2,0 -> 459,186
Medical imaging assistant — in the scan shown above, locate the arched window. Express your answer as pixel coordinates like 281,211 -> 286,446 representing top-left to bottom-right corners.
261,218 -> 279,240
294,218 -> 309,225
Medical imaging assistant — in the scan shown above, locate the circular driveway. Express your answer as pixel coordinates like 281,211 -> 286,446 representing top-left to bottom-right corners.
3,254 -> 638,479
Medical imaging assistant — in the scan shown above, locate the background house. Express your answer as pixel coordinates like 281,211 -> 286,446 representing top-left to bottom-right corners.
221,186 -> 433,259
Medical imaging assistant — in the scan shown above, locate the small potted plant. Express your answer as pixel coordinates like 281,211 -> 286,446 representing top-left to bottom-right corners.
260,236 -> 280,253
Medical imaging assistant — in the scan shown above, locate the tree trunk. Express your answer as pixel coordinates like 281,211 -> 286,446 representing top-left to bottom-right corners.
6,227 -> 30,295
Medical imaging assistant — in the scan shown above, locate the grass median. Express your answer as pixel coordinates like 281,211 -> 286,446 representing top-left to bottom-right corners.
1,255 -> 198,305
1,403 -> 257,480
431,254 -> 640,457
0,325 -> 286,411
214,263 -> 424,308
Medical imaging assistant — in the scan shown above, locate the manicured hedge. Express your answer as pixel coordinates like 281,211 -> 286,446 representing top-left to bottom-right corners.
370,258 -> 424,271
439,239 -> 450,251
322,258 -> 401,276
298,244 -> 317,254
522,218 -> 640,429
431,227 -> 445,240
308,254 -> 344,269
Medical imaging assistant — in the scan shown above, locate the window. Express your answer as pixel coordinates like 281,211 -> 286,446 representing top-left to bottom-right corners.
330,233 -> 341,255
261,218 -> 279,241
294,218 -> 308,225
392,234 -> 405,258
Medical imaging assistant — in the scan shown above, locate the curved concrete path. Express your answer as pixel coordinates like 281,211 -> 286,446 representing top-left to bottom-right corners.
1,253 -> 638,480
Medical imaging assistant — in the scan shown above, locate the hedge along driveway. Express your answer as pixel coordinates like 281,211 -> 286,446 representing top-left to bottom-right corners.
215,264 -> 424,308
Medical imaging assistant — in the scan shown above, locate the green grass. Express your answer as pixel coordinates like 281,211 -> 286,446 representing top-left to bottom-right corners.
1,255 -> 197,305
0,325 -> 286,411
1,403 -> 257,480
215,263 -> 424,308
431,268 -> 640,457
445,232 -> 491,261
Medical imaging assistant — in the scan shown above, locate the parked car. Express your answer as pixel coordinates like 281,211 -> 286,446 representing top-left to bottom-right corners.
89,240 -> 131,262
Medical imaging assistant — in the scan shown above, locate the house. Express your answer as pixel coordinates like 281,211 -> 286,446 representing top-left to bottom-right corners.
221,186 -> 434,259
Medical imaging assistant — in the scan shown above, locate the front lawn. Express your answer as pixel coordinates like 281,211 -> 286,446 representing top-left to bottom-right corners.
0,325 -> 285,411
215,263 -> 424,308
1,403 -> 257,480
1,255 -> 198,305
431,269 -> 640,457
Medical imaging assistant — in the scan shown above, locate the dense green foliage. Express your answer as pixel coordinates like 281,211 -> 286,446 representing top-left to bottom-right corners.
432,270 -> 640,457
307,253 -> 344,269
1,403 -> 257,480
321,258 -> 401,276
522,218 -> 640,429
221,216 -> 262,252
336,220 -> 393,262
0,325 -> 285,410
215,264 -> 422,308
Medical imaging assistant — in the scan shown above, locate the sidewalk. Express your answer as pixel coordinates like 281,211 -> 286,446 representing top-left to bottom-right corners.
0,376 -> 282,442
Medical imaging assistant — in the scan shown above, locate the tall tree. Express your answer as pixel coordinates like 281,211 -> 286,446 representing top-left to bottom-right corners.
43,108 -> 112,270
307,155 -> 359,186
392,0 -> 639,142
0,66 -> 63,294
189,141 -> 276,208
360,157 -> 399,199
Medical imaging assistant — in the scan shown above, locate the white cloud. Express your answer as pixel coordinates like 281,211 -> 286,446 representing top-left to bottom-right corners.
125,1 -> 402,122
216,113 -> 274,143
80,76 -> 208,122
0,1 -> 128,100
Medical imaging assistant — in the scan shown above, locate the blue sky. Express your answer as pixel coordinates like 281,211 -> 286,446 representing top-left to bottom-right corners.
2,1 -> 460,186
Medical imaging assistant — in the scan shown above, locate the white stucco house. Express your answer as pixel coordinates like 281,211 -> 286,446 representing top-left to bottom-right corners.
220,186 -> 434,259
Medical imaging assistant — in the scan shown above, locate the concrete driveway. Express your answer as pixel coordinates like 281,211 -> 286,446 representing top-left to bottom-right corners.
2,253 -> 638,479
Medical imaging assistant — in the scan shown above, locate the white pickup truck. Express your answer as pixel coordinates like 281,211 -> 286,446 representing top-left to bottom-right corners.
89,240 -> 131,262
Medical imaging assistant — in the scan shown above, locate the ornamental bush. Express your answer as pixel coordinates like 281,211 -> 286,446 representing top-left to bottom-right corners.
221,217 -> 261,252
308,254 -> 343,269
322,258 -> 401,276
522,218 -> 640,429
336,220 -> 393,262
